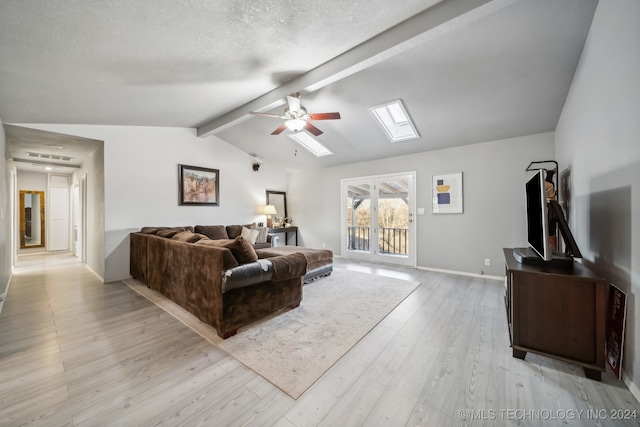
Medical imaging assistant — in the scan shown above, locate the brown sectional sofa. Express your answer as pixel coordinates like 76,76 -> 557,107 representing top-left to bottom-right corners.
130,226 -> 307,338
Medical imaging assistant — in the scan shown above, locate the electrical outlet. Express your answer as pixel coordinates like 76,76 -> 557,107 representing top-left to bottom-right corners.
485,258 -> 491,266
322,243 -> 326,248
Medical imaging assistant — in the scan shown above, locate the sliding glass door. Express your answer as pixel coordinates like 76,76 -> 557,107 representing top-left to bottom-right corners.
342,172 -> 416,266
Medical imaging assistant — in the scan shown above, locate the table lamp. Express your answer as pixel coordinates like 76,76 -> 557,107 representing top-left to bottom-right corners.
264,204 -> 277,228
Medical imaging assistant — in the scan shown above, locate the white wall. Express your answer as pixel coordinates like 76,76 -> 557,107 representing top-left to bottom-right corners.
0,117 -> 10,303
79,145 -> 105,280
555,0 -> 640,396
288,132 -> 555,276
16,171 -> 47,191
14,124 -> 289,283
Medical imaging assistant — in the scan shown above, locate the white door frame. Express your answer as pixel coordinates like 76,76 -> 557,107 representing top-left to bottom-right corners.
72,183 -> 80,258
10,169 -> 17,269
341,171 -> 416,267
80,174 -> 87,263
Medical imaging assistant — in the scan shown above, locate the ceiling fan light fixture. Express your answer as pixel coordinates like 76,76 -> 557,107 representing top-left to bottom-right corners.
285,119 -> 306,132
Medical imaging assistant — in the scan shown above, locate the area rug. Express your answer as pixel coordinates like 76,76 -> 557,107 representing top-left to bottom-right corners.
124,268 -> 420,399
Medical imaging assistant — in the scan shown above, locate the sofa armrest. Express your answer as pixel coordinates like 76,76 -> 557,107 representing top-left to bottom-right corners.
222,252 -> 306,292
222,260 -> 274,292
267,234 -> 279,247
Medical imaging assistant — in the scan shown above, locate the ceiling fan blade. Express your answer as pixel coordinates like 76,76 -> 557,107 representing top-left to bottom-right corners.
271,124 -> 288,135
308,112 -> 341,120
287,95 -> 301,114
249,112 -> 286,119
304,122 -> 323,136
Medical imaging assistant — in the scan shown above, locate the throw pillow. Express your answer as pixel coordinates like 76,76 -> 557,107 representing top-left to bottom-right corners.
156,229 -> 179,238
226,223 -> 256,239
195,240 -> 239,269
197,236 -> 258,264
140,227 -> 159,234
255,226 -> 269,244
241,226 -> 259,244
171,231 -> 207,243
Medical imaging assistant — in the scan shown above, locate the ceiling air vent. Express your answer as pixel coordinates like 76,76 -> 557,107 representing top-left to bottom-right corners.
26,152 -> 75,161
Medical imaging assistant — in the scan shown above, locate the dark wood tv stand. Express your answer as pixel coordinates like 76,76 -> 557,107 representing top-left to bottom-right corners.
503,248 -> 607,380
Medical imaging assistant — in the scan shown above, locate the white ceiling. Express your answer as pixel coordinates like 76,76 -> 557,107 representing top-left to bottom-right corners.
0,0 -> 598,172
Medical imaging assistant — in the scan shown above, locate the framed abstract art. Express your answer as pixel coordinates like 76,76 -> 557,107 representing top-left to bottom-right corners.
432,172 -> 463,214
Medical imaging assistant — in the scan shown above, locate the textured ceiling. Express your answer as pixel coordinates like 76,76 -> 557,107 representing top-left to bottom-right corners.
0,0 -> 598,172
0,0 -> 438,126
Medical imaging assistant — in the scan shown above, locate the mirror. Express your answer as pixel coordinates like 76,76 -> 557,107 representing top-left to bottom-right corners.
20,190 -> 45,249
266,190 -> 287,226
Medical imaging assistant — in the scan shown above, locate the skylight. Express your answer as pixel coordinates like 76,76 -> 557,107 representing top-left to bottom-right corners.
287,132 -> 334,157
368,100 -> 419,143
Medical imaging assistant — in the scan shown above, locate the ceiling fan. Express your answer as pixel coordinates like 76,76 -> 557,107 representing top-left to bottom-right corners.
249,93 -> 341,136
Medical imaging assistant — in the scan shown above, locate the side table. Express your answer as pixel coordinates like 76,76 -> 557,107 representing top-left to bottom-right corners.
269,226 -> 298,246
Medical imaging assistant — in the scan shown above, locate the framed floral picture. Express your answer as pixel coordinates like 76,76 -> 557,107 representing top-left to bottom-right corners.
179,164 -> 219,206
432,172 -> 463,213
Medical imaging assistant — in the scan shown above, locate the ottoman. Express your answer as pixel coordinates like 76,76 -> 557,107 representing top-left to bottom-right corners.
255,246 -> 333,283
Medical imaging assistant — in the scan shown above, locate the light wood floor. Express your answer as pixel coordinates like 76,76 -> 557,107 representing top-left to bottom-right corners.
1,252 -> 639,426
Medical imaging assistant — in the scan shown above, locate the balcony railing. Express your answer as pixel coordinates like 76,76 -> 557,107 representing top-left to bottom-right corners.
347,226 -> 408,255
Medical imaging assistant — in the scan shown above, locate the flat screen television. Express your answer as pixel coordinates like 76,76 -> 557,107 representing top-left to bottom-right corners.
514,169 -> 582,267
525,169 -> 551,260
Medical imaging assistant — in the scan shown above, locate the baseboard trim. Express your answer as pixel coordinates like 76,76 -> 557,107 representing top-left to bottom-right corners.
335,255 -> 503,281
622,370 -> 640,404
85,264 -> 104,283
416,265 -> 504,281
0,272 -> 13,315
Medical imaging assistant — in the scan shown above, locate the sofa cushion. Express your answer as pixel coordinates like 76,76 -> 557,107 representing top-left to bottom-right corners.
197,236 -> 258,264
241,226 -> 259,244
168,226 -> 194,232
172,231 -> 207,243
226,223 -> 255,239
194,239 -> 240,269
195,225 -> 229,240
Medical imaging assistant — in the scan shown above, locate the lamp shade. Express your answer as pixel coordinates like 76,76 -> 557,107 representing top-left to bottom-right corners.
263,204 -> 277,215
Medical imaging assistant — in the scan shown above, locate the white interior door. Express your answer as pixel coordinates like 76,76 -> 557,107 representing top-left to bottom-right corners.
49,187 -> 69,251
49,175 -> 70,251
342,172 -> 416,267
